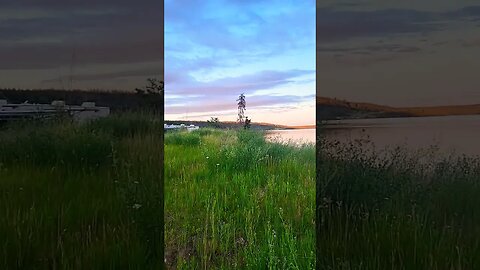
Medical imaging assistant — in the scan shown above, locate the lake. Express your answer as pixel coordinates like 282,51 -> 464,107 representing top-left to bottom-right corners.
321,115 -> 480,157
265,129 -> 316,145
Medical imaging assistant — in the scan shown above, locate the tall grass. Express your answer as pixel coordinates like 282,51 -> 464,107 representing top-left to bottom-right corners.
0,113 -> 163,269
165,129 -> 315,269
317,137 -> 480,269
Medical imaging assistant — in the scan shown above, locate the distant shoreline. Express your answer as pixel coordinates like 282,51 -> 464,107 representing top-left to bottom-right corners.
317,96 -> 480,120
164,120 -> 315,130
287,125 -> 315,129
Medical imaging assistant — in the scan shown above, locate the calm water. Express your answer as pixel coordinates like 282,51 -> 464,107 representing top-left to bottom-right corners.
266,129 -> 316,145
321,115 -> 480,156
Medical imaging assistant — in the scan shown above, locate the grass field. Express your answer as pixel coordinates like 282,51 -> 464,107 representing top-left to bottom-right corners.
317,138 -> 480,269
0,113 -> 163,269
7,112 -> 476,269
165,129 -> 315,269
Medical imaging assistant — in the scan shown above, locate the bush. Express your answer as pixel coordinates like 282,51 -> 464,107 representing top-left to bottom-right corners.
204,130 -> 293,172
0,128 -> 112,168
164,131 -> 201,146
85,112 -> 161,138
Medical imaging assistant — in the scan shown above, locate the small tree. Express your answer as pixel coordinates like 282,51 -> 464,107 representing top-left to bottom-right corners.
135,78 -> 164,95
135,78 -> 164,113
237,93 -> 246,124
207,117 -> 221,128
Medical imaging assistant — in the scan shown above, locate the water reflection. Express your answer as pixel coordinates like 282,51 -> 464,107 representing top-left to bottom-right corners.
320,115 -> 480,157
265,129 -> 316,145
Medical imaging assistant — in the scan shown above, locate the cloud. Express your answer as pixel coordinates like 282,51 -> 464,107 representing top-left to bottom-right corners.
165,0 -> 315,123
461,38 -> 480,47
2,1 -> 162,10
316,4 -> 480,69
166,94 -> 314,115
317,3 -> 480,107
168,69 -> 314,97
316,8 -> 441,45
0,1 -> 163,89
166,0 -> 314,70
42,65 -> 163,82
0,38 -> 163,70
317,5 -> 480,46
318,44 -> 422,54
444,5 -> 480,20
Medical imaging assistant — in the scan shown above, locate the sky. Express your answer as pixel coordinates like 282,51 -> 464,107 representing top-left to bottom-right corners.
317,0 -> 480,107
165,0 -> 316,126
0,0 -> 163,91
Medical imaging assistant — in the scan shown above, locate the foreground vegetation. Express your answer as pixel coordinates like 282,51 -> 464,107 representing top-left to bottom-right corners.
165,129 -> 315,269
0,113 -> 163,269
318,138 -> 480,269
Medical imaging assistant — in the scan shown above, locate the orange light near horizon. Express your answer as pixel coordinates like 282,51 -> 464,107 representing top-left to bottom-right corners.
165,101 -> 315,126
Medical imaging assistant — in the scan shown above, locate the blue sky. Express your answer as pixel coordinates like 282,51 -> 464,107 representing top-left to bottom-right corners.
165,0 -> 315,126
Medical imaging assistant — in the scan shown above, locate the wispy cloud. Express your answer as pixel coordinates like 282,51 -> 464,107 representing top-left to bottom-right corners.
167,70 -> 313,97
316,8 -> 441,45
166,94 -> 314,115
317,2 -> 480,106
317,5 -> 480,46
0,1 -> 163,90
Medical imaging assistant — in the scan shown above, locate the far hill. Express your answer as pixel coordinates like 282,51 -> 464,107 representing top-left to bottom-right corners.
317,97 -> 480,120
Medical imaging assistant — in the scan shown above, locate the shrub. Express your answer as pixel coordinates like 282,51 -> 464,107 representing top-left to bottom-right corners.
164,131 -> 201,146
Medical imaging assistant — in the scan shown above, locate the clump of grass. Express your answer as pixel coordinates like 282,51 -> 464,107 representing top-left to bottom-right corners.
193,128 -> 222,137
165,131 -> 201,146
0,126 -> 112,169
317,136 -> 480,269
165,129 -> 315,269
200,130 -> 296,172
85,111 -> 162,138
0,113 -> 164,269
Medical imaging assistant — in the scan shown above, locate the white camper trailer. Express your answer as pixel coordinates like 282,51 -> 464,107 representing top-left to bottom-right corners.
0,100 -> 110,122
164,123 -> 199,131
